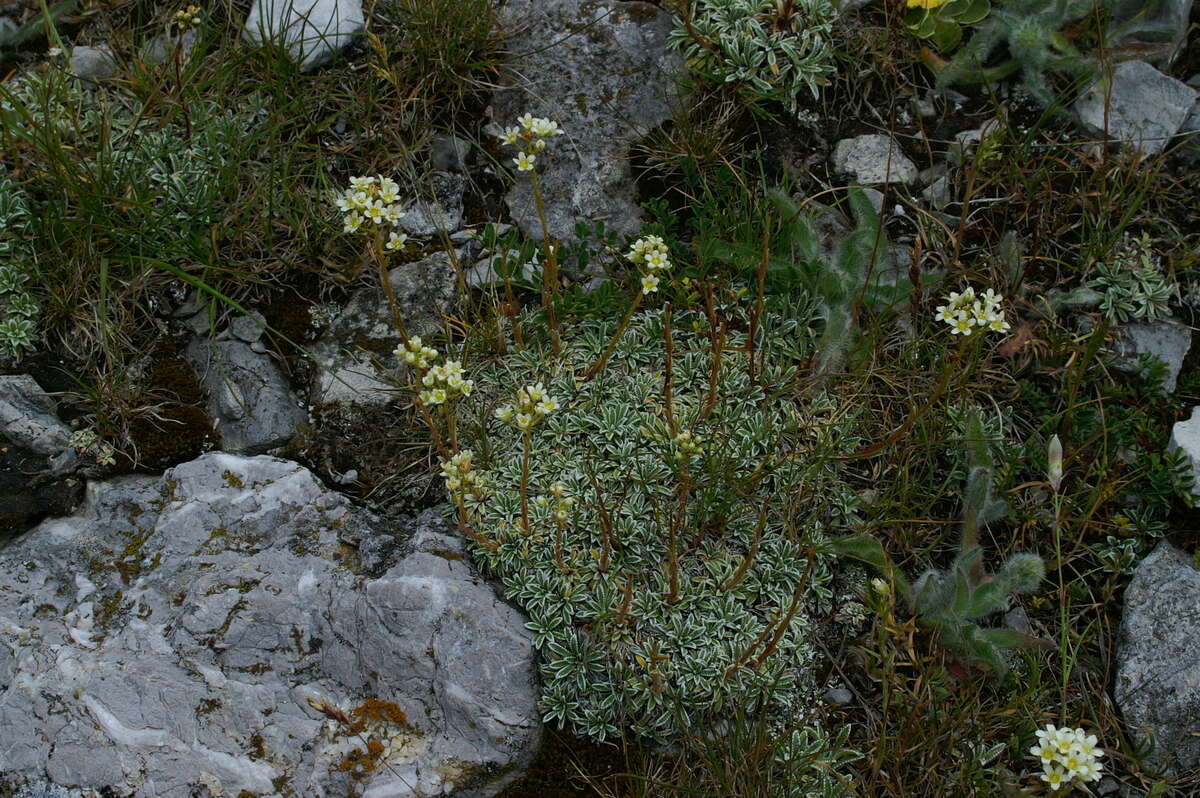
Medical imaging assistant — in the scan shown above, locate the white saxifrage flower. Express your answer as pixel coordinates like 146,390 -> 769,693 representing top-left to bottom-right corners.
937,284 -> 1011,337
626,234 -> 673,297
333,175 -> 408,238
495,381 -> 559,432
1029,724 -> 1104,791
496,114 -> 566,174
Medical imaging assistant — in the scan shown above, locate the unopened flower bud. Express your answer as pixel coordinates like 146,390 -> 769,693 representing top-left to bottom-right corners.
1047,434 -> 1063,491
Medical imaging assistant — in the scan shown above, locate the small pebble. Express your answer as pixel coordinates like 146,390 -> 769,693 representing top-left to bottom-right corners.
823,686 -> 853,705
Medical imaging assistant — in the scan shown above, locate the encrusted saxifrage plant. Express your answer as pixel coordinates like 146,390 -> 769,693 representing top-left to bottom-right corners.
0,169 -> 38,360
669,0 -> 838,111
437,295 -> 864,790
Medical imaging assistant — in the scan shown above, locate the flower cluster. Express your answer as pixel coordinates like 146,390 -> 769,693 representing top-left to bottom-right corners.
441,450 -> 481,496
173,4 -> 202,31
497,114 -> 565,173
333,175 -> 409,243
934,286 -> 1011,336
626,235 -> 673,295
535,481 -> 575,522
1030,725 -> 1103,791
672,429 -> 704,460
396,336 -> 439,369
495,382 -> 559,431
419,359 -> 474,406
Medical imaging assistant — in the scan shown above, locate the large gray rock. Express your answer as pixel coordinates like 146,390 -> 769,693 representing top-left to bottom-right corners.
1074,61 -> 1197,156
0,454 -> 540,797
0,375 -> 72,458
69,45 -> 119,82
1112,318 -> 1193,393
1169,406 -> 1200,506
0,376 -> 81,533
397,171 -> 466,238
242,0 -> 362,71
430,135 -> 473,174
1178,96 -> 1200,164
310,251 -> 458,406
830,135 -> 918,185
492,0 -> 682,243
1115,542 -> 1200,775
184,337 -> 307,454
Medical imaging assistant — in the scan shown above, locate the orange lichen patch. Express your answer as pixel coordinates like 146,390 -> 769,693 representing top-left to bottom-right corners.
352,697 -> 409,729
338,738 -> 387,777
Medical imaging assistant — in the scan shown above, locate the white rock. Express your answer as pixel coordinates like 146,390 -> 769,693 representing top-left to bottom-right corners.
1074,61 -> 1197,156
1169,406 -> 1200,506
830,135 -> 918,185
309,252 -> 457,406
1112,318 -> 1193,393
0,455 -> 540,796
242,0 -> 363,71
492,0 -> 683,244
0,375 -> 72,457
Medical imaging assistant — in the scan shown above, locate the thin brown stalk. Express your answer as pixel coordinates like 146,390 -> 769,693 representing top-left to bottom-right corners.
746,216 -> 770,386
519,430 -> 531,534
530,171 -> 561,355
586,464 -> 614,573
723,498 -> 770,591
373,231 -> 411,345
701,282 -> 724,420
582,291 -> 643,381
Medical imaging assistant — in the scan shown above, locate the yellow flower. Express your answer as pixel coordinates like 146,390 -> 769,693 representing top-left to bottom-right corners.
907,0 -> 948,7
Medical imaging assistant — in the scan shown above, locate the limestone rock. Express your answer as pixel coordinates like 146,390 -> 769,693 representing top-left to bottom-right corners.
1112,318 -> 1192,393
140,29 -> 198,65
310,251 -> 457,406
492,0 -> 682,243
1169,406 -> 1200,506
0,375 -> 72,458
830,135 -> 918,185
242,0 -> 363,71
1074,61 -> 1197,156
397,171 -> 466,237
0,454 -> 540,796
431,134 -> 472,173
184,338 -> 307,454
1177,96 -> 1200,164
69,45 -> 119,83
1115,542 -> 1200,775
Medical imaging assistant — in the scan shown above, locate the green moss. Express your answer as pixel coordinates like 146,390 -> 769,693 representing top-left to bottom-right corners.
127,347 -> 215,470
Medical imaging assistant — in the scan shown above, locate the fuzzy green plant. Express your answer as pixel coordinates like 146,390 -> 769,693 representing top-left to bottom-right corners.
439,303 -> 865,771
905,0 -> 991,53
930,0 -> 1112,108
832,410 -> 1049,672
668,0 -> 838,111
707,188 -> 905,376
